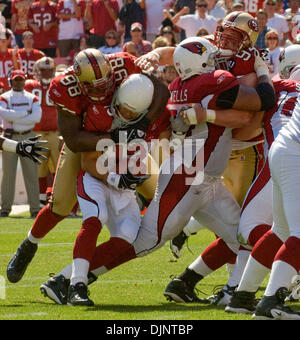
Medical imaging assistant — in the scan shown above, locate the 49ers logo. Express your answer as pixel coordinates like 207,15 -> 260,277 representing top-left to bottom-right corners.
181,42 -> 207,55
248,19 -> 258,32
73,59 -> 81,76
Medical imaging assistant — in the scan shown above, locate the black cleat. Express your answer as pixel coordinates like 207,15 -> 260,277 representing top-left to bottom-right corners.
170,231 -> 189,258
40,274 -> 70,305
253,287 -> 300,320
7,238 -> 38,283
67,282 -> 94,306
225,291 -> 257,314
164,277 -> 210,303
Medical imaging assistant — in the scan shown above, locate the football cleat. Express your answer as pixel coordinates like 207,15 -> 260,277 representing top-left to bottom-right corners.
285,274 -> 300,302
170,231 -> 189,259
253,287 -> 300,320
209,284 -> 237,306
7,238 -> 38,283
225,290 -> 257,314
67,282 -> 94,307
164,277 -> 210,304
40,274 -> 70,305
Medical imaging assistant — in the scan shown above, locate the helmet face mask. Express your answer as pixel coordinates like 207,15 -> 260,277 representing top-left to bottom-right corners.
73,48 -> 115,102
278,45 -> 300,79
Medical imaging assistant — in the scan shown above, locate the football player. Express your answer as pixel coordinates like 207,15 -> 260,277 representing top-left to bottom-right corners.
39,37 -> 276,306
25,56 -> 60,206
222,45 -> 300,316
136,12 -> 267,261
6,48 -> 169,284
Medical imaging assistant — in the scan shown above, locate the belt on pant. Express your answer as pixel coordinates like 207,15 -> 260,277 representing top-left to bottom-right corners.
10,129 -> 32,135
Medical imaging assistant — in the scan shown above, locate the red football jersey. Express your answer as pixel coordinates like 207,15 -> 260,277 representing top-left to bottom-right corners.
0,49 -> 16,91
25,79 -> 58,131
18,48 -> 45,79
264,78 -> 300,150
28,1 -> 58,49
244,0 -> 264,17
49,52 -> 141,116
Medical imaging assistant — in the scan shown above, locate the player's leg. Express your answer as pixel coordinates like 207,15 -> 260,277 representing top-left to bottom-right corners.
165,179 -> 241,304
254,137 -> 300,320
6,144 -> 80,283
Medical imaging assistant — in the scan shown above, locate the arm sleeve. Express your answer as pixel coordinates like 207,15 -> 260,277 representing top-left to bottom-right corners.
14,100 -> 42,125
215,85 -> 240,109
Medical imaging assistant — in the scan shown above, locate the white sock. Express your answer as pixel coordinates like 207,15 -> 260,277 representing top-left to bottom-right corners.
227,249 -> 251,287
237,255 -> 270,293
59,265 -> 72,280
27,231 -> 43,244
226,263 -> 235,279
183,217 -> 205,236
189,255 -> 213,277
70,258 -> 90,286
265,260 -> 297,296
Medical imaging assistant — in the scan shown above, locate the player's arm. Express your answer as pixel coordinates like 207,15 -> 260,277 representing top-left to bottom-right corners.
232,111 -> 264,141
135,47 -> 175,71
57,107 -> 111,153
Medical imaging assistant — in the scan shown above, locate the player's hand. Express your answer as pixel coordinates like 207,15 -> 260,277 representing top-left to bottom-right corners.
16,135 -> 48,164
253,49 -> 269,78
180,104 -> 206,125
170,113 -> 190,134
108,171 -> 150,191
135,51 -> 160,72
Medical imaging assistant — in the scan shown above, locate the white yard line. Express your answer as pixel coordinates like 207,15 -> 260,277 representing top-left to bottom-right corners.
0,312 -> 48,319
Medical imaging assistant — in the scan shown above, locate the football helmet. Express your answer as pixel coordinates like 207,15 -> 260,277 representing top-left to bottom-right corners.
73,48 -> 115,102
289,65 -> 300,82
278,45 -> 300,79
173,37 -> 218,80
33,57 -> 56,85
111,73 -> 154,126
215,11 -> 259,56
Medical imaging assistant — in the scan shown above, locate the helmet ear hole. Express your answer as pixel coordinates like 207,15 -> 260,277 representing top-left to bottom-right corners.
202,63 -> 207,68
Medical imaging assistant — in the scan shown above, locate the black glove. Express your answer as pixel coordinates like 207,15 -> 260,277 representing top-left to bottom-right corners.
118,172 -> 150,190
111,127 -> 146,144
16,135 -> 49,164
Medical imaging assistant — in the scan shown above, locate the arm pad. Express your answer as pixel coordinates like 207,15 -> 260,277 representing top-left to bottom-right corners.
255,82 -> 276,111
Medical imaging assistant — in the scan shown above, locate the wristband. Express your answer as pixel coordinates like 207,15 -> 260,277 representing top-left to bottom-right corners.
206,109 -> 216,123
185,107 -> 198,125
107,172 -> 120,189
2,139 -> 17,153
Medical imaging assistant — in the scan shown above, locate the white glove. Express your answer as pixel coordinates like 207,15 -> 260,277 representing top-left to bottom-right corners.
135,51 -> 160,72
254,50 -> 269,78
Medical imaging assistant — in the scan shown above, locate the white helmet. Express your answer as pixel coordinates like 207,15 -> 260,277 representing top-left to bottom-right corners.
112,73 -> 154,125
173,37 -> 218,81
289,65 -> 300,82
278,45 -> 300,79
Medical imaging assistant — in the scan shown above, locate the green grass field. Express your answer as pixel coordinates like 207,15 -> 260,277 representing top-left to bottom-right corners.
0,213 -> 299,321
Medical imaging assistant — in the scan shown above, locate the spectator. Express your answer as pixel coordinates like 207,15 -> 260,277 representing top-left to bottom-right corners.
265,0 -> 289,45
164,0 -> 217,37
98,29 -> 122,53
0,69 -> 42,217
17,31 -> 45,79
207,0 -> 226,19
173,0 -> 197,41
11,0 -> 33,48
122,21 -> 152,57
161,64 -> 178,86
265,29 -> 282,77
56,0 -> 86,57
118,0 -> 145,43
144,0 -> 172,43
28,0 -> 58,57
0,30 -> 18,91
231,0 -> 244,11
196,26 -> 209,36
158,25 -> 177,46
152,35 -> 170,49
284,0 -> 300,16
275,0 -> 285,13
0,0 -> 12,28
255,9 -> 272,49
84,0 -> 119,48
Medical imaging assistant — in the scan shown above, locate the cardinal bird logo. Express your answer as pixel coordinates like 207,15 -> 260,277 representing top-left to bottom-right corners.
181,42 -> 207,55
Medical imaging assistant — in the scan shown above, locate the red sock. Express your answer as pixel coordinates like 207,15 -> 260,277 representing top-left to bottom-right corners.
30,204 -> 64,239
201,238 -> 237,271
251,230 -> 283,269
248,224 -> 271,247
274,236 -> 300,272
73,217 -> 102,262
90,237 -> 136,272
71,202 -> 79,214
